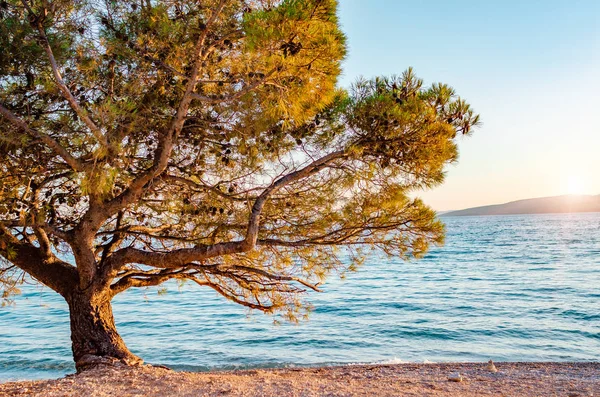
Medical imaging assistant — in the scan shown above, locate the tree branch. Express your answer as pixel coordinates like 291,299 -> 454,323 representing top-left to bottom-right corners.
89,0 -> 231,227
0,103 -> 85,171
188,276 -> 275,312
24,2 -> 108,148
0,225 -> 78,296
160,175 -> 252,202
190,68 -> 277,104
244,150 -> 346,248
109,269 -> 190,296
219,264 -> 321,292
104,150 -> 347,275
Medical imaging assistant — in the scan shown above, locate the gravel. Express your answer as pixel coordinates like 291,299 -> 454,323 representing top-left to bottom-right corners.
1,362 -> 598,396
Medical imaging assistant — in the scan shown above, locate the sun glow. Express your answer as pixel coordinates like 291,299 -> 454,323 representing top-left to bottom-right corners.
565,174 -> 589,195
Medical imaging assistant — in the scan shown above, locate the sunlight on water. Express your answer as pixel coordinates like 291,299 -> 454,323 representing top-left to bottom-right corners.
1,213 -> 599,381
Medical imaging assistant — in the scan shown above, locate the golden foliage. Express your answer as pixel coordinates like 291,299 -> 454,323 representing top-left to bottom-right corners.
0,0 -> 478,321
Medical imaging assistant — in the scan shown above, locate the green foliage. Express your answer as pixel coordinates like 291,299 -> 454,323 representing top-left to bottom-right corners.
0,0 -> 478,321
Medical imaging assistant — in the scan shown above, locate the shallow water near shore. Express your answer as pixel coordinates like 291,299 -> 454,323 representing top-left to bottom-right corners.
1,213 -> 599,381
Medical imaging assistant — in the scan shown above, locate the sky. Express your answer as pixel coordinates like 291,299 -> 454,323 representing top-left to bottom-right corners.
336,0 -> 600,211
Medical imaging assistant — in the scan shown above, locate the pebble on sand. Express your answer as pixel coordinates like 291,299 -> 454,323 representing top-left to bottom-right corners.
448,372 -> 463,382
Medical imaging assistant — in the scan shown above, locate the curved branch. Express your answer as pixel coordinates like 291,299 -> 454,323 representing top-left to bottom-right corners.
245,150 -> 346,248
25,5 -> 108,148
160,175 -> 252,202
222,265 -> 321,292
188,276 -> 274,312
104,150 -> 347,275
107,241 -> 249,270
0,103 -> 85,171
109,269 -> 191,296
0,225 -> 78,296
256,220 -> 414,247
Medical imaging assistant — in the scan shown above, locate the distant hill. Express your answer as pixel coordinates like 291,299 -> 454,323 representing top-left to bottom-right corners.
442,194 -> 600,217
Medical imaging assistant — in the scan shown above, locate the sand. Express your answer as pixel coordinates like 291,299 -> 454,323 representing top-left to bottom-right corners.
1,362 -> 598,396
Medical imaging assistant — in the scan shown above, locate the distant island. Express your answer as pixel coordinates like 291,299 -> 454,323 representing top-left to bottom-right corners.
442,194 -> 600,217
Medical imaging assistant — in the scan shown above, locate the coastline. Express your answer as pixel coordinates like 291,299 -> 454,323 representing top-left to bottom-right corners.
1,362 -> 598,396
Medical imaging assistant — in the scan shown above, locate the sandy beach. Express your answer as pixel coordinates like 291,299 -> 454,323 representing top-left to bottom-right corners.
1,362 -> 598,396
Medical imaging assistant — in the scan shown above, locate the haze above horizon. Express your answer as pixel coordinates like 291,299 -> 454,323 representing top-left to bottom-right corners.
337,0 -> 600,211
443,192 -> 600,214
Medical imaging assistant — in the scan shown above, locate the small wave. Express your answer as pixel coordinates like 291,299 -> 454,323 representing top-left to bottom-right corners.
0,359 -> 73,372
560,309 -> 600,321
166,361 -> 316,372
373,357 -> 406,365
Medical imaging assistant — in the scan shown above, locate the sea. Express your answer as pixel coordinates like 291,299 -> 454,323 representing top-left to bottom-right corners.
1,212 -> 599,381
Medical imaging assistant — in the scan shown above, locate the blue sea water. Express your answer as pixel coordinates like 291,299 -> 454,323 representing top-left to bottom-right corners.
1,213 -> 599,381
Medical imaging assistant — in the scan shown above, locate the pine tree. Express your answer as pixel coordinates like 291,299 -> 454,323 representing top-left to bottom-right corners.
0,0 -> 479,370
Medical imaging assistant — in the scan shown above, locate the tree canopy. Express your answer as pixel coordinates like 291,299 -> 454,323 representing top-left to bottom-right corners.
0,0 -> 479,367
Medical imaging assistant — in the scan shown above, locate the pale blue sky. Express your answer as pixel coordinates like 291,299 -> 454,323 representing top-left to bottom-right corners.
337,0 -> 600,211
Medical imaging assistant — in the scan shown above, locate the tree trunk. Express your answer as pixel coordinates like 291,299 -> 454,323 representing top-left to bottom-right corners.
67,291 -> 143,372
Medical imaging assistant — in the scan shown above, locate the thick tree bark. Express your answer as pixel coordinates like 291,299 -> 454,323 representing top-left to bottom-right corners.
66,290 -> 143,372
0,228 -> 78,297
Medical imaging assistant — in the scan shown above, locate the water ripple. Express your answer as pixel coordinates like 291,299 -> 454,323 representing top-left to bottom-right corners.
1,212 -> 599,381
